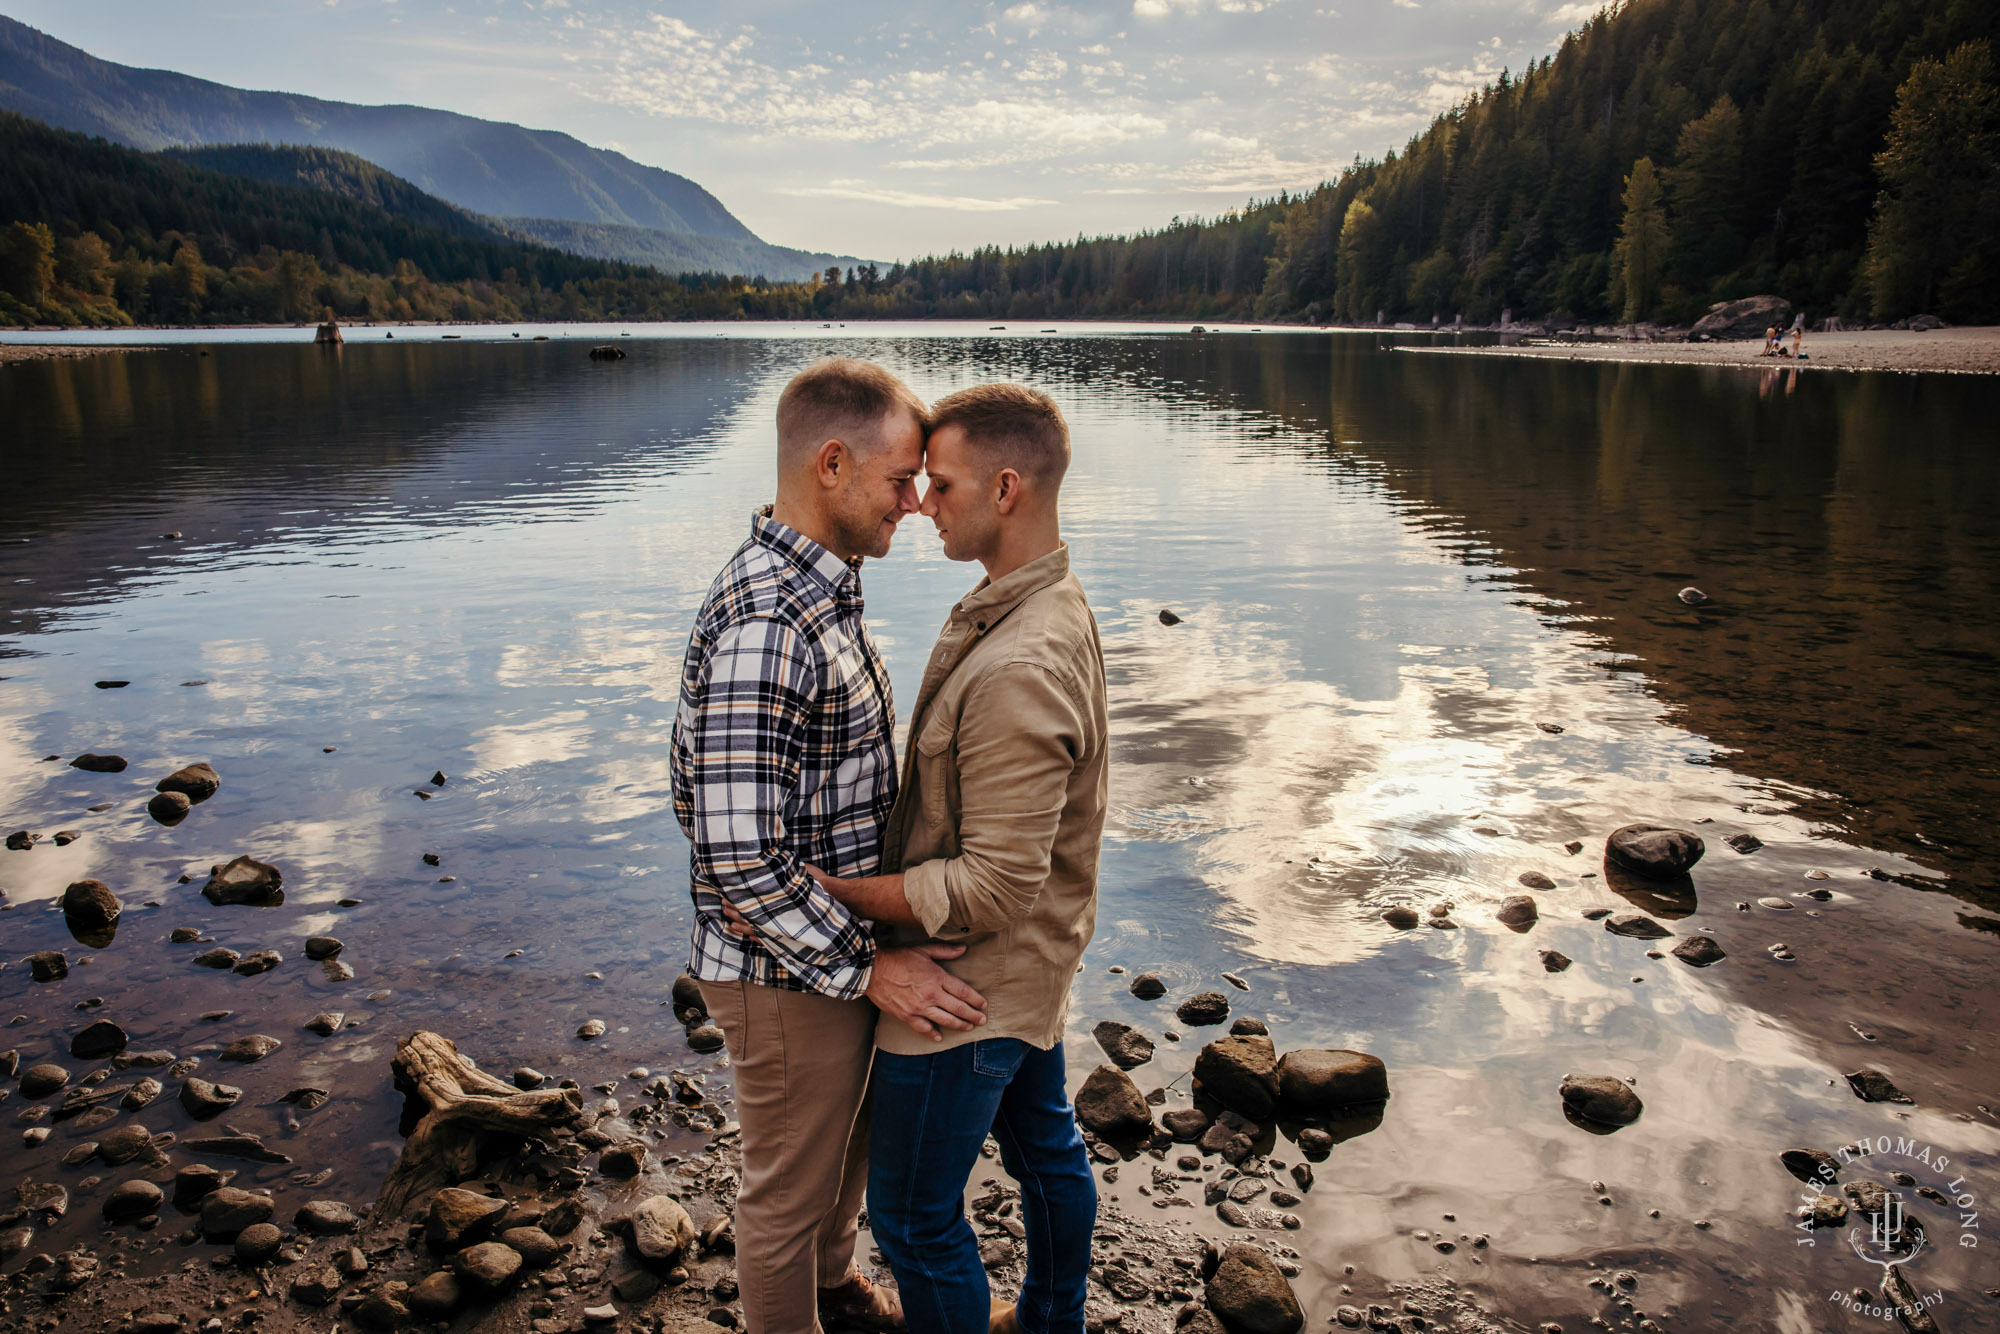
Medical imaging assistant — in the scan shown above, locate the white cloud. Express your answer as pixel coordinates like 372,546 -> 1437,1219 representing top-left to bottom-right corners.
1545,0 -> 1603,23
776,183 -> 1058,210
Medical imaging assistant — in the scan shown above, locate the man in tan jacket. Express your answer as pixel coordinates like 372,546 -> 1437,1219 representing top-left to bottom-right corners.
801,383 -> 1109,1334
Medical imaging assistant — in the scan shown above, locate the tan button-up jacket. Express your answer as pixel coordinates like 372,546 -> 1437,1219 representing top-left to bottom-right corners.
875,544 -> 1109,1056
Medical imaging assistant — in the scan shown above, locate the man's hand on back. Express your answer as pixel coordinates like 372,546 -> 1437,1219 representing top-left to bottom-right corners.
868,944 -> 988,1042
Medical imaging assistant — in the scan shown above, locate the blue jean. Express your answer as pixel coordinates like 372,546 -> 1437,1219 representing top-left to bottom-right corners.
867,1039 -> 1097,1334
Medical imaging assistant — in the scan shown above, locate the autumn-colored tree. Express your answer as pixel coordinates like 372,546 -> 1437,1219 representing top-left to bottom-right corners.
169,241 -> 207,319
0,220 -> 56,306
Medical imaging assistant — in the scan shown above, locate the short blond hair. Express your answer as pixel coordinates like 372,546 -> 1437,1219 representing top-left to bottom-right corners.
928,383 -> 1070,487
777,358 -> 927,464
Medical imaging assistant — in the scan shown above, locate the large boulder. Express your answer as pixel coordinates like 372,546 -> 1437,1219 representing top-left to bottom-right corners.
201,855 -> 283,905
1275,1050 -> 1388,1112
1193,1036 -> 1280,1122
1205,1244 -> 1304,1334
1690,295 -> 1790,341
1074,1064 -> 1153,1138
1605,825 -> 1704,880
1559,1075 -> 1644,1127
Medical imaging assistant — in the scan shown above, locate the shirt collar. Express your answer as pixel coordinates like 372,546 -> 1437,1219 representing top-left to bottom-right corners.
953,544 -> 1071,631
751,507 -> 864,607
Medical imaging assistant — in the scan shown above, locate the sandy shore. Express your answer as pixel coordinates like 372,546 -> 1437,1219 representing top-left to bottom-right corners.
0,342 -> 162,364
1398,325 -> 2000,374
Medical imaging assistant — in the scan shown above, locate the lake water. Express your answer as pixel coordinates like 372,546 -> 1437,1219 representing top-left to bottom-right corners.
3,325 -> 1998,1330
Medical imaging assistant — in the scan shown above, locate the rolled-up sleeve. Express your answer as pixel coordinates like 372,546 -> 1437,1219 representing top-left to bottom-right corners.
686,615 -> 875,997
908,661 -> 1083,936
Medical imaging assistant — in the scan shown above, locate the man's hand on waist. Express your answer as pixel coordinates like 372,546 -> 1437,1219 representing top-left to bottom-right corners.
868,943 -> 987,1042
716,906 -> 987,1041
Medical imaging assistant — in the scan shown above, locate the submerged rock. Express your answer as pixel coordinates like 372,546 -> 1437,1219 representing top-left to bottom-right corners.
1605,824 -> 1705,880
200,1187 -> 275,1239
69,753 -> 128,773
1517,871 -> 1557,890
147,791 -> 192,825
1092,1020 -> 1155,1070
1275,1049 -> 1388,1111
201,855 -> 283,905
1845,1070 -> 1914,1104
19,1063 -> 71,1097
1381,906 -> 1421,929
69,1020 -> 128,1059
220,1034 -> 282,1063
61,880 -> 121,933
178,1078 -> 242,1119
1496,895 -> 1539,928
1128,972 -> 1167,1000
1559,1074 -> 1644,1127
28,950 -> 68,982
155,762 -> 220,803
1782,1148 -> 1840,1185
1671,935 -> 1727,967
1176,992 -> 1231,1026
103,1179 -> 163,1223
1605,913 -> 1673,939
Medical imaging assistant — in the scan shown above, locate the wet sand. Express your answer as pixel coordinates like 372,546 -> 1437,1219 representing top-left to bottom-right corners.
1399,326 -> 2000,375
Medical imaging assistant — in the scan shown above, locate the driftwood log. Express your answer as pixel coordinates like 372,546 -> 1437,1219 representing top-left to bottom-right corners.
376,1030 -> 583,1219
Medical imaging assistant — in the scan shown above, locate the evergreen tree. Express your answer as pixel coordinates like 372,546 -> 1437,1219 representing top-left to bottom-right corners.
1863,41 -> 2000,319
1610,158 -> 1671,321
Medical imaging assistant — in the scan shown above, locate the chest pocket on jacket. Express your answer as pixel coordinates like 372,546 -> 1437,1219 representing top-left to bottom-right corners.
915,709 -> 958,831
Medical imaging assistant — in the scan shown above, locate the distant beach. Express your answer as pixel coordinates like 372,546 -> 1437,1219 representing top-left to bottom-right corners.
1398,325 -> 2000,375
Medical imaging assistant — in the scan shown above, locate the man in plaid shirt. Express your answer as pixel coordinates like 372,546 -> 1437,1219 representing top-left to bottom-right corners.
672,358 -> 987,1334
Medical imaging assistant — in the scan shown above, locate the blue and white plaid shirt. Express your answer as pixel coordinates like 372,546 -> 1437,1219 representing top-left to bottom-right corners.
670,508 -> 896,999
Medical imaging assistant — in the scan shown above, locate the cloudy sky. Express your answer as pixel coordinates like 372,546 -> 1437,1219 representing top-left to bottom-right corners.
8,0 -> 1597,260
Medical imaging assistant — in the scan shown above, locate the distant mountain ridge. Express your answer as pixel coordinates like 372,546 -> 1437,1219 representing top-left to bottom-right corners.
0,13 -> 864,281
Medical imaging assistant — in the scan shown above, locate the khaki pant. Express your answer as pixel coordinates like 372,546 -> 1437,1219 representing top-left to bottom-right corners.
701,980 -> 876,1334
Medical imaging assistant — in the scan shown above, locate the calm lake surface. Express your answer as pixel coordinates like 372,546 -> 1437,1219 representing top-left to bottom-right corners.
3,326 -> 1998,1330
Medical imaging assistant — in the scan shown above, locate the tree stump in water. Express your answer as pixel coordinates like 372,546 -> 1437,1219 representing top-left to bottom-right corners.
376,1031 -> 583,1219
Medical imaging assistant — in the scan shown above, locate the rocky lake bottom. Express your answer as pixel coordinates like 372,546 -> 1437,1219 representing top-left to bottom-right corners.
2,328 -> 1998,1333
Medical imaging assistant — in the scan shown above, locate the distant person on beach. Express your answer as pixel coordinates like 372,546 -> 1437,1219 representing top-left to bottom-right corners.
1760,325 -> 1779,356
672,357 -> 988,1334
729,385 -> 1109,1334
1792,325 -> 1806,359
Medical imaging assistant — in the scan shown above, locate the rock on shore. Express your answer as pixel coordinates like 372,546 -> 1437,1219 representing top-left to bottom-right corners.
1074,1064 -> 1154,1138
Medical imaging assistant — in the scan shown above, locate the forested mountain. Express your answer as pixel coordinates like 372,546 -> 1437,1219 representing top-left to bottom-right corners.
162,144 -> 498,241
0,112 -> 803,324
0,14 -> 856,281
813,0 -> 1998,326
